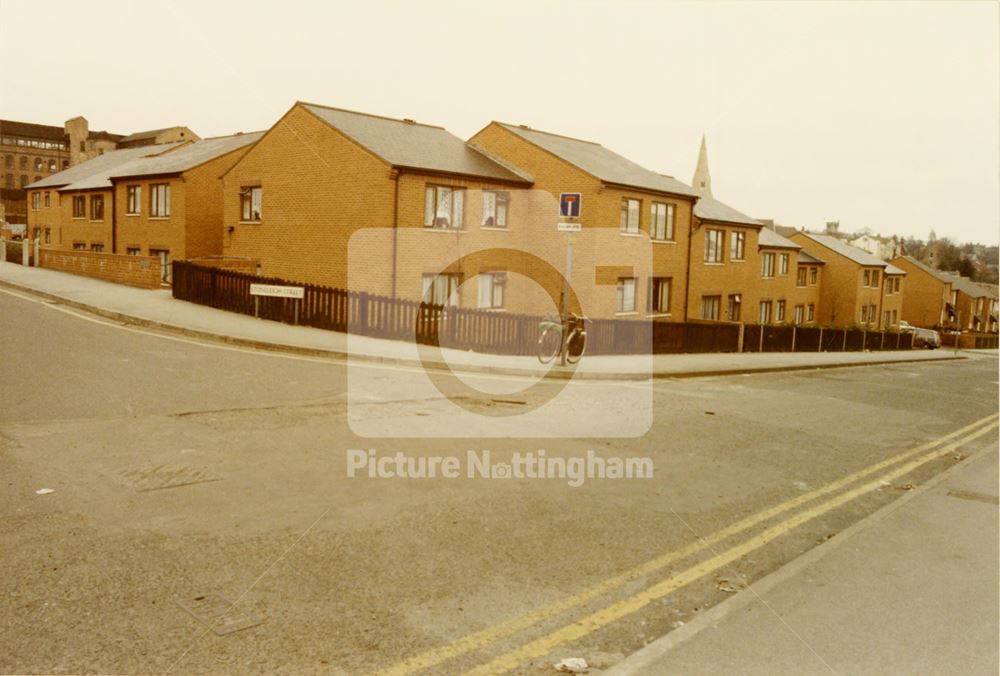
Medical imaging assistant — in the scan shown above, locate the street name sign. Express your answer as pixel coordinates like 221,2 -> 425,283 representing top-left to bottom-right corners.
250,283 -> 305,299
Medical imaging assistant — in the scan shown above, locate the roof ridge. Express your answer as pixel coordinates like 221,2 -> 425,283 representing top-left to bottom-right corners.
496,121 -> 601,146
297,101 -> 445,130
192,130 -> 268,142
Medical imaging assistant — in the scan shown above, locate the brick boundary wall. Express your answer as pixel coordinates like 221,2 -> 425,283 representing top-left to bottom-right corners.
183,256 -> 259,274
40,248 -> 162,289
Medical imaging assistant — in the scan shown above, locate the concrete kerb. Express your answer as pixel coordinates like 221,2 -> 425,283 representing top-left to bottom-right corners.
0,278 -> 967,381
602,444 -> 996,676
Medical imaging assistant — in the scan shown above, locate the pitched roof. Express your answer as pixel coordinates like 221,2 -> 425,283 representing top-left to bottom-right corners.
797,249 -> 826,264
26,143 -> 182,191
942,273 -> 990,298
694,194 -> 762,227
884,263 -> 906,276
109,132 -> 265,179
893,255 -> 954,284
758,225 -> 800,248
796,232 -> 888,267
494,122 -> 699,198
117,127 -> 181,144
300,103 -> 528,183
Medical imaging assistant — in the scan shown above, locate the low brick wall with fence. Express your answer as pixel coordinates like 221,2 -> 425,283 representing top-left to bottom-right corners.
173,262 -> 919,356
40,248 -> 162,289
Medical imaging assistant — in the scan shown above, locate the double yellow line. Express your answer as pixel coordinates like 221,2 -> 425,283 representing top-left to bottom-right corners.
383,414 -> 998,676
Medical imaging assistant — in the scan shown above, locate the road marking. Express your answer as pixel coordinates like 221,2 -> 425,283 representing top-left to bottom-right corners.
466,420 -> 998,675
383,414 -> 998,675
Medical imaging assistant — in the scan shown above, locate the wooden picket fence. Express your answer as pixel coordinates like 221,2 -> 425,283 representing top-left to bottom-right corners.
172,261 -> 916,356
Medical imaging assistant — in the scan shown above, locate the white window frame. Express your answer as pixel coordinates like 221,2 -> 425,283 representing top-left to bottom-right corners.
481,191 -> 509,228
759,301 -> 773,324
240,186 -> 262,222
616,277 -> 637,313
730,231 -> 745,260
650,277 -> 671,314
650,202 -> 674,241
779,253 -> 789,275
477,272 -> 506,309
150,183 -> 170,217
421,273 -> 461,306
704,229 -> 724,263
127,185 -> 141,215
620,198 -> 640,234
761,252 -> 775,278
424,185 -> 465,230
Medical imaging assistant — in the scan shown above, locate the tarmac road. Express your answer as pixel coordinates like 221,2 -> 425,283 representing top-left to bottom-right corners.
1,289 -> 997,674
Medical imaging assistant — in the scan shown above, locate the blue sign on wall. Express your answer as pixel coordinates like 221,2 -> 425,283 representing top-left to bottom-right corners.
560,193 -> 582,218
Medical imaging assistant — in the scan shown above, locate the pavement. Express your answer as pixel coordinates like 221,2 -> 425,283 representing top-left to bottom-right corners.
605,444 -> 1000,676
0,262 -> 971,379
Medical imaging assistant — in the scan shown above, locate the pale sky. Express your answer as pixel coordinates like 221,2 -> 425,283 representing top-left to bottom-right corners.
2,0 -> 997,244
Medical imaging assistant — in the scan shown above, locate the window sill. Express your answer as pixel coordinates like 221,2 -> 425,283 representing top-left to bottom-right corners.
424,227 -> 465,233
703,261 -> 724,266
89,220 -> 105,224
619,231 -> 643,237
651,239 -> 676,245
647,312 -> 672,318
149,217 -> 171,221
239,221 -> 262,225
730,259 -> 746,263
72,217 -> 86,221
125,213 -> 141,217
479,226 -> 509,231
615,311 -> 639,316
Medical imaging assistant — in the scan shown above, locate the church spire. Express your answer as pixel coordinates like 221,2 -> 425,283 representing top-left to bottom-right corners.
692,134 -> 712,197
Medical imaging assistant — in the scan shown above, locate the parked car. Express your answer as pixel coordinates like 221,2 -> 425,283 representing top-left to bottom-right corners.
899,321 -> 941,349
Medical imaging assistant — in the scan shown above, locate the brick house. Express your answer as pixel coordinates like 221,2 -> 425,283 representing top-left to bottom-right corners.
220,102 -> 536,311
790,232 -> 906,329
890,255 -> 955,329
941,273 -> 996,332
26,143 -> 182,253
107,132 -> 262,281
468,122 -> 699,319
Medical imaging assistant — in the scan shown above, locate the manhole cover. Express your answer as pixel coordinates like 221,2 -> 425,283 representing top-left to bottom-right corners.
175,593 -> 265,636
120,464 -> 220,492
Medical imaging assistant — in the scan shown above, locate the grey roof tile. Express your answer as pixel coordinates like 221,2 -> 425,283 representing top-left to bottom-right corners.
109,132 -> 264,179
26,143 -> 183,191
496,122 -> 699,197
302,103 -> 527,182
892,255 -> 955,284
694,195 -> 763,227
797,233 -> 889,267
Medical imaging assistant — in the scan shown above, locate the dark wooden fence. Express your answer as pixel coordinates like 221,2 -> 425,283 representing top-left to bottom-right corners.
172,262 -> 918,356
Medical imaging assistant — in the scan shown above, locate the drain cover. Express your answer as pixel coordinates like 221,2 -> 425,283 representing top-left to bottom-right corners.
121,464 -> 220,492
175,593 -> 265,635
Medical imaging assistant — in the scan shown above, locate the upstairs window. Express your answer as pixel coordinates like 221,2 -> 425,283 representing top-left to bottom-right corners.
761,252 -> 775,278
871,270 -> 880,288
424,185 -> 464,229
72,195 -> 86,218
481,191 -> 509,228
31,192 -> 40,210
779,253 -> 789,275
730,231 -> 745,260
44,191 -> 50,207
863,270 -> 870,287
90,194 -> 104,221
150,183 -> 170,217
127,186 -> 142,215
704,229 -> 724,263
810,267 -> 818,285
619,198 -> 640,234
240,186 -> 262,222
650,202 -> 674,241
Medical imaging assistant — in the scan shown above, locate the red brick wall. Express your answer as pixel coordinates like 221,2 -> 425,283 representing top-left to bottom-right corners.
184,256 -> 259,273
40,248 -> 161,289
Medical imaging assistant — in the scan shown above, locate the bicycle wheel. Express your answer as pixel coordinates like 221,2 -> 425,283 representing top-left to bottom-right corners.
565,328 -> 587,364
537,328 -> 561,364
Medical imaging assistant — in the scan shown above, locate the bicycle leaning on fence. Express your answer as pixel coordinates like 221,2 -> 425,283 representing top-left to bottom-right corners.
537,312 -> 589,365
